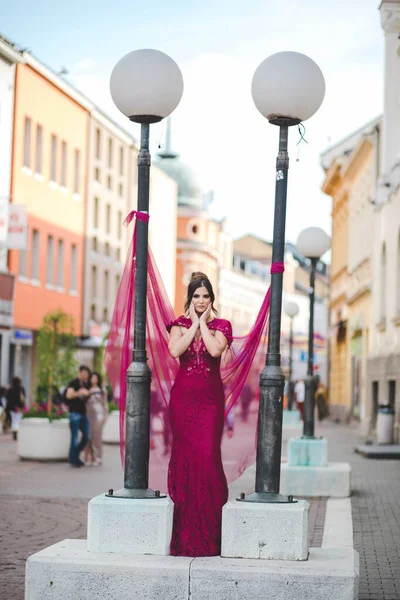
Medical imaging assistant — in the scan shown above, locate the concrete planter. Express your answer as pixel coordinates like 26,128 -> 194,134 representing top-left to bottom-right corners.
18,417 -> 70,461
102,410 -> 120,444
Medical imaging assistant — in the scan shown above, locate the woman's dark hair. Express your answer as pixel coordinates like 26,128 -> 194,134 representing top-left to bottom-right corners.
90,371 -> 102,388
183,272 -> 218,315
11,377 -> 22,391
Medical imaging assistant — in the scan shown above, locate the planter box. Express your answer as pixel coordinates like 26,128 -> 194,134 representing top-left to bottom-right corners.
102,411 -> 120,444
18,418 -> 70,461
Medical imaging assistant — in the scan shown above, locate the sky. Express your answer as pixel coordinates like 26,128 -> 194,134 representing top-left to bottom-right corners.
0,0 -> 384,252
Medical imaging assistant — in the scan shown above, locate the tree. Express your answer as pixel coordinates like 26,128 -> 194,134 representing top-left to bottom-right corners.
36,309 -> 78,416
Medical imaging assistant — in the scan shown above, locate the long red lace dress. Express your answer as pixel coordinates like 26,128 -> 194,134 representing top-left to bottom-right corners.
166,316 -> 232,557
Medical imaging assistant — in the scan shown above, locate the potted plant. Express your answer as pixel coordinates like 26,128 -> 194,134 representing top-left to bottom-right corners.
18,310 -> 77,461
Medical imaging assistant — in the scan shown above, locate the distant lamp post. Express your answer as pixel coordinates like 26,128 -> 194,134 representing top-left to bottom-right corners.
240,52 -> 325,503
284,301 -> 300,411
296,227 -> 331,439
109,49 -> 183,498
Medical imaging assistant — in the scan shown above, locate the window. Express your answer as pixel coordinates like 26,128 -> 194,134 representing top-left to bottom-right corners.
116,274 -> 120,291
35,125 -> 43,174
94,197 -> 99,228
94,167 -> 100,183
74,149 -> 80,194
95,128 -> 101,159
60,141 -> 67,187
117,211 -> 122,238
92,265 -> 97,299
90,304 -> 96,321
106,204 -> 111,235
388,380 -> 396,410
119,146 -> 124,175
116,247 -> 121,262
23,117 -> 32,168
108,138 -> 113,168
107,175 -> 112,190
50,135 -> 57,181
105,242 -> 110,257
104,270 -> 109,302
57,240 -> 64,287
31,229 -> 40,281
119,183 -> 123,197
46,235 -> 54,284
19,248 -> 28,276
380,244 -> 386,323
92,237 -> 98,252
103,307 -> 109,323
70,244 -> 77,292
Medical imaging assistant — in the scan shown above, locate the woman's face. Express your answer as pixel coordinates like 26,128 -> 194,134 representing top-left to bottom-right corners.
90,374 -> 99,387
191,285 -> 212,315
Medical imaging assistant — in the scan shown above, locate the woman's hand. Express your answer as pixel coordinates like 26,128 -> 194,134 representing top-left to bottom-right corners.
200,304 -> 212,323
189,302 -> 200,327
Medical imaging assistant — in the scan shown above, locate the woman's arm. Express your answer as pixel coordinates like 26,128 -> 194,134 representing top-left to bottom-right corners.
168,323 -> 199,358
200,323 -> 228,358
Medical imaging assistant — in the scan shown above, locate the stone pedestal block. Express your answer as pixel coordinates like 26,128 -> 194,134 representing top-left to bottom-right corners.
221,499 -> 309,561
280,463 -> 351,498
282,409 -> 301,426
87,494 -> 173,555
288,437 -> 328,466
25,540 -> 359,600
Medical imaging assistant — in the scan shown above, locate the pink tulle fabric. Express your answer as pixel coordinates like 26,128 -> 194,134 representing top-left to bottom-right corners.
104,210 -> 282,500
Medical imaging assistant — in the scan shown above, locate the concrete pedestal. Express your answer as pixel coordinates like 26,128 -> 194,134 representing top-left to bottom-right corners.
288,437 -> 328,467
25,540 -> 359,600
221,499 -> 309,561
87,494 -> 173,555
280,463 -> 351,498
282,409 -> 301,426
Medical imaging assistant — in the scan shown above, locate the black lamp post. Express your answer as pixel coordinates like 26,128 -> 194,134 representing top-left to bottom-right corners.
108,49 -> 183,499
284,301 -> 300,411
239,51 -> 325,503
296,227 -> 331,439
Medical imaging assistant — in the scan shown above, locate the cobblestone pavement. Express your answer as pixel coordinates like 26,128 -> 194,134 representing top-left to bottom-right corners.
1,420 -> 399,600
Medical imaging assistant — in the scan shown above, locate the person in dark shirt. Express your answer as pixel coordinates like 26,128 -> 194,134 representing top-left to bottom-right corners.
65,365 -> 91,467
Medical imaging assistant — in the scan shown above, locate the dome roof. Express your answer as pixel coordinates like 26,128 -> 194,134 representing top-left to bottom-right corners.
155,118 -> 207,210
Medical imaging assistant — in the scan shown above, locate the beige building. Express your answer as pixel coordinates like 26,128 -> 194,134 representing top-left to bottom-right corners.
321,118 -> 379,428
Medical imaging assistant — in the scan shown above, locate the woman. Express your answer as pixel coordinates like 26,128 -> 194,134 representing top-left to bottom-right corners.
85,372 -> 108,466
167,272 -> 232,557
6,377 -> 25,441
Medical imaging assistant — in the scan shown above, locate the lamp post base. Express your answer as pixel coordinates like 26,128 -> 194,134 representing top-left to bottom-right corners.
106,488 -> 167,499
237,492 -> 297,504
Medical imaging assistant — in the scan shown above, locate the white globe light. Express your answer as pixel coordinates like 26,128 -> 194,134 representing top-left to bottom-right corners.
296,227 -> 331,259
284,301 -> 300,319
251,52 -> 325,123
110,49 -> 184,122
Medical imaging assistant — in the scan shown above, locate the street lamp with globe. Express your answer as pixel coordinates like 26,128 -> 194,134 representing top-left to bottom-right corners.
284,300 -> 300,412
296,227 -> 331,439
108,49 -> 183,499
240,52 -> 325,503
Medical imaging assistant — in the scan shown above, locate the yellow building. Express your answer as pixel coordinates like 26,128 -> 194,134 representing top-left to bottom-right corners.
321,118 -> 379,428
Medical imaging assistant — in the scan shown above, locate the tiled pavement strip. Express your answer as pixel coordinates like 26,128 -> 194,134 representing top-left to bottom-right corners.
0,420 -> 399,600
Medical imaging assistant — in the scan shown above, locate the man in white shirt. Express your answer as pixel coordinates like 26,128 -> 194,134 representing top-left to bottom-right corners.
294,379 -> 305,420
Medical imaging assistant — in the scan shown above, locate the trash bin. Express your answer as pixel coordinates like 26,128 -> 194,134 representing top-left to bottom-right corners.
376,405 -> 395,445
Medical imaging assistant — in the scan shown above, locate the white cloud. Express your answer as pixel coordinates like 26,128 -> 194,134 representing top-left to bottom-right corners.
72,58 -> 97,72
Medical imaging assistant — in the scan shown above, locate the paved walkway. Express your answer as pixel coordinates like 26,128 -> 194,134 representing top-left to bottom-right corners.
1,420 -> 399,599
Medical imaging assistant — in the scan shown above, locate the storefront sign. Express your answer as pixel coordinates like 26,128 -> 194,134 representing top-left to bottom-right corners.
7,204 -> 28,250
0,272 -> 15,327
11,328 -> 33,346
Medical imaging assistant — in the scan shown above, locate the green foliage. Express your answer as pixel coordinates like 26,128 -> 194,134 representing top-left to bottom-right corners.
36,309 -> 78,396
108,401 -> 119,413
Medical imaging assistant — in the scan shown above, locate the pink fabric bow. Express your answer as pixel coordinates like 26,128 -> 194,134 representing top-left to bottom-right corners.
270,262 -> 285,274
123,210 -> 150,226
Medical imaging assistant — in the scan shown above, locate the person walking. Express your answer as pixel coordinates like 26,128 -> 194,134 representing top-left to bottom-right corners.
84,372 -> 108,466
294,378 -> 305,420
5,377 -> 26,440
65,365 -> 91,468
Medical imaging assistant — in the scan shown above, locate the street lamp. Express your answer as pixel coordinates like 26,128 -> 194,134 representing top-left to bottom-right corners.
284,301 -> 300,411
109,49 -> 183,499
296,227 -> 331,439
241,52 -> 325,503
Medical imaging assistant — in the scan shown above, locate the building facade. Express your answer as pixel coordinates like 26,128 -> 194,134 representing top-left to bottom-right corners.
8,55 -> 90,396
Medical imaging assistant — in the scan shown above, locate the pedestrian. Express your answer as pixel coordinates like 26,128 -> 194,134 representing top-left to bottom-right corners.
5,377 -> 26,440
84,372 -> 108,466
65,365 -> 91,468
294,378 -> 305,420
315,378 -> 329,421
